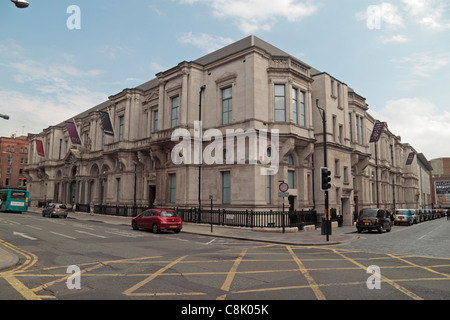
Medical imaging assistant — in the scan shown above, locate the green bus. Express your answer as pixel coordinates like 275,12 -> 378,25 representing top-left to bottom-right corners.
0,189 -> 29,213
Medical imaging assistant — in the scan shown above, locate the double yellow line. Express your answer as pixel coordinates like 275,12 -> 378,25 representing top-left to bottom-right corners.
0,238 -> 42,300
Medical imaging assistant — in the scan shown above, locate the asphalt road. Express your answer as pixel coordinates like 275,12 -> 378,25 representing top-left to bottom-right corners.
0,211 -> 449,302
340,217 -> 450,259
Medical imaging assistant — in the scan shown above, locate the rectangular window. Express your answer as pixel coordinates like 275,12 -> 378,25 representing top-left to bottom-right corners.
119,116 -> 124,141
101,132 -> 105,150
300,91 -> 306,127
222,87 -> 232,125
169,173 -> 176,203
266,175 -> 271,204
359,116 -> 364,144
332,115 -> 337,142
349,113 -> 353,142
171,96 -> 179,128
356,116 -> 360,143
355,115 -> 364,144
274,84 -> 286,122
292,88 -> 298,125
153,110 -> 158,132
288,170 -> 295,189
344,166 -> 349,184
116,178 -> 121,202
335,159 -> 340,177
337,83 -> 341,108
222,171 -> 231,204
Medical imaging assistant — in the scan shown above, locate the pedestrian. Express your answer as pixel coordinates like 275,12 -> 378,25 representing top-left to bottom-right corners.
90,201 -> 95,216
447,210 -> 450,221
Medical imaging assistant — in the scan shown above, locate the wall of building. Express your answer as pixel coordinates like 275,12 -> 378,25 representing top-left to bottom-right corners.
24,36 -> 429,226
0,136 -> 29,189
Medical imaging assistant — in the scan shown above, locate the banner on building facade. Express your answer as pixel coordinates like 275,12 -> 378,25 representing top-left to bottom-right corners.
435,181 -> 450,194
99,111 -> 114,136
435,180 -> 450,205
369,121 -> 385,143
65,121 -> 82,145
35,139 -> 45,157
406,152 -> 416,165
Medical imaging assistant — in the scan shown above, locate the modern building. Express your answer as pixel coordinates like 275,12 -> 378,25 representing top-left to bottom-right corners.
430,157 -> 450,209
0,135 -> 29,189
25,35 -> 429,225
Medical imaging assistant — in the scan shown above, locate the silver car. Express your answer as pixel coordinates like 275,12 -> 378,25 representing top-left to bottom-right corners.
42,203 -> 68,218
410,209 -> 420,224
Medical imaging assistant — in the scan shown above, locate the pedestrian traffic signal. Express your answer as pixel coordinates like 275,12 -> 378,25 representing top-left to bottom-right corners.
320,167 -> 331,190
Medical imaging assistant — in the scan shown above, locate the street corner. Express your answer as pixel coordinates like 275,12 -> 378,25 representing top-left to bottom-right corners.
0,242 -> 19,271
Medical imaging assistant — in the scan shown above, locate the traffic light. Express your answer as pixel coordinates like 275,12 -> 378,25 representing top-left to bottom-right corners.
320,167 -> 331,190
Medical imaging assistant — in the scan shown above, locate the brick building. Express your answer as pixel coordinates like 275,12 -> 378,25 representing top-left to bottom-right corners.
430,158 -> 450,209
0,135 -> 29,189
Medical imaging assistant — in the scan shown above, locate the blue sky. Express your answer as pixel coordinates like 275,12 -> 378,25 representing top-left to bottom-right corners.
0,0 -> 449,160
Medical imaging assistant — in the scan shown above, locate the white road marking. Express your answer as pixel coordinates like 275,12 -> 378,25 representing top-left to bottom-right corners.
51,232 -> 76,240
13,232 -> 38,241
75,230 -> 107,239
25,225 -> 42,230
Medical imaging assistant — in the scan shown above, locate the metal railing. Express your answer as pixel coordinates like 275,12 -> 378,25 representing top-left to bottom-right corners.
177,208 -> 317,230
39,201 -> 318,230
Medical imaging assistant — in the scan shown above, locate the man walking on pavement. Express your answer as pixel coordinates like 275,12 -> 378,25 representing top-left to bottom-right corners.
90,201 -> 95,216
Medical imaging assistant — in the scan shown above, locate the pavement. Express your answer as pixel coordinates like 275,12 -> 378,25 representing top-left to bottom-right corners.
0,207 -> 359,271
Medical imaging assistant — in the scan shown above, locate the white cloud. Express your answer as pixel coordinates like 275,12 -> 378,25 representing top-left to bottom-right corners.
402,0 -> 450,30
179,0 -> 318,33
149,62 -> 165,72
0,89 -> 106,137
178,32 -> 234,53
391,52 -> 450,77
380,34 -> 409,43
0,54 -> 107,137
371,98 -> 450,160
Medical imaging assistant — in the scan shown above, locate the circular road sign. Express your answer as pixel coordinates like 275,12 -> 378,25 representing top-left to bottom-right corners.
279,182 -> 289,193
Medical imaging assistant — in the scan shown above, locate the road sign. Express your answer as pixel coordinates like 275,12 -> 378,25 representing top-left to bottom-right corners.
279,182 -> 289,193
278,192 -> 289,198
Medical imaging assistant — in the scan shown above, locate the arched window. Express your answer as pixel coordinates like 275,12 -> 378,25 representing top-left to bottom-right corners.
288,154 -> 295,166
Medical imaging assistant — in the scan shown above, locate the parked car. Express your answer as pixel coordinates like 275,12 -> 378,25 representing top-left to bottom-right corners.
132,209 -> 182,233
356,208 -> 392,233
42,203 -> 68,218
424,209 -> 432,221
410,209 -> 420,224
394,209 -> 414,226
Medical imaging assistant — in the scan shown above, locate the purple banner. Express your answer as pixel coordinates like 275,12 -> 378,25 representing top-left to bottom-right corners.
406,152 -> 416,165
369,122 -> 385,143
65,121 -> 81,145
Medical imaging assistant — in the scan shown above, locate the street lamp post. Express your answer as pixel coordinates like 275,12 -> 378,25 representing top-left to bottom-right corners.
11,0 -> 29,8
316,99 -> 330,242
198,85 -> 206,218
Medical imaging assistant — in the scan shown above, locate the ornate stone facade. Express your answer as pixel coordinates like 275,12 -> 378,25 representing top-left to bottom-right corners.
25,36 -> 430,225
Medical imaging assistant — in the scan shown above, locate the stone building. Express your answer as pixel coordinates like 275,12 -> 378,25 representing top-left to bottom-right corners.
25,36 -> 427,225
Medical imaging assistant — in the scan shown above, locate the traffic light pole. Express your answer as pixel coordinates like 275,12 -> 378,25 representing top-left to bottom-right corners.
316,100 -> 330,242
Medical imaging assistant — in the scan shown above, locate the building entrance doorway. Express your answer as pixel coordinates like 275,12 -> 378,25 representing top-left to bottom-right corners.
148,186 -> 156,209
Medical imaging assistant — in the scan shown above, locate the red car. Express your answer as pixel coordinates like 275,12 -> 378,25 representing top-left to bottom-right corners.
132,209 -> 182,233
